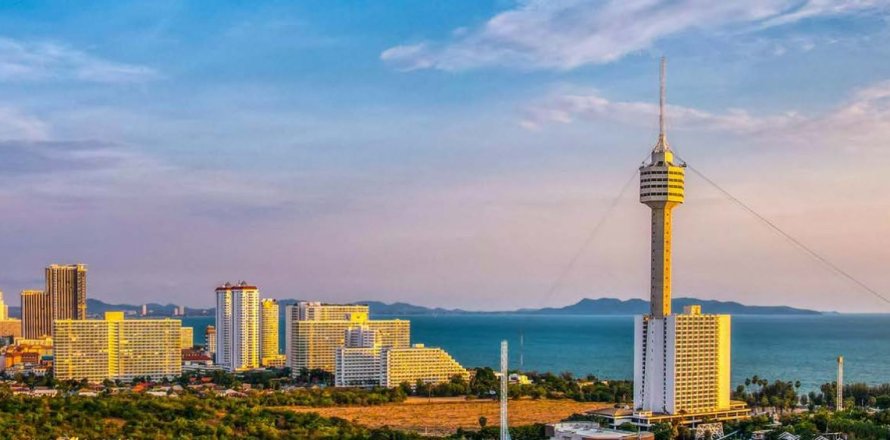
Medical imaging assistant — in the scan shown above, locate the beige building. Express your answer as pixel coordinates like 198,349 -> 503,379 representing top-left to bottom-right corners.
54,312 -> 181,382
286,304 -> 409,372
260,299 -> 285,366
21,289 -> 52,339
292,302 -> 369,321
205,325 -> 216,357
0,291 -> 21,339
180,327 -> 194,349
46,264 -> 88,321
381,345 -> 467,387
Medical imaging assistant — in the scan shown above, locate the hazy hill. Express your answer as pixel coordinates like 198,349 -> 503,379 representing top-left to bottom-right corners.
7,296 -> 822,318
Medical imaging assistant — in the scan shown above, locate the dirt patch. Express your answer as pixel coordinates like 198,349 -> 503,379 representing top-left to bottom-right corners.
284,398 -> 609,436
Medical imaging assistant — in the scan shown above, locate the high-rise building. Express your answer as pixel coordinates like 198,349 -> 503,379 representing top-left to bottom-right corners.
0,291 -> 21,339
54,311 -> 181,382
46,264 -> 88,321
141,304 -> 148,316
334,325 -> 467,388
180,326 -> 194,349
21,289 -> 52,339
205,325 -> 217,358
0,290 -> 8,320
215,282 -> 260,371
285,303 -> 409,372
629,59 -> 746,426
260,299 -> 285,367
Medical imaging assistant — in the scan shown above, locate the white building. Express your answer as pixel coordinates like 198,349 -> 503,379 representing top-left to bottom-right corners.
215,282 -> 260,371
335,326 -> 468,388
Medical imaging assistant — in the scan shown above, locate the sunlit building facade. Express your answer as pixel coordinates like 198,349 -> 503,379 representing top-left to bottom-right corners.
260,299 -> 285,366
285,304 -> 409,372
21,289 -> 52,339
334,326 -> 467,388
53,312 -> 181,382
46,264 -> 88,321
215,282 -> 260,371
180,326 -> 194,349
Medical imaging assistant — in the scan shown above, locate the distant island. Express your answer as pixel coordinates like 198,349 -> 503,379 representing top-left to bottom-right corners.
8,296 -> 822,318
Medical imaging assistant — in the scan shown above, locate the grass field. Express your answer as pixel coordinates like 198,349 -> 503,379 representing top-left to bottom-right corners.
285,397 -> 608,436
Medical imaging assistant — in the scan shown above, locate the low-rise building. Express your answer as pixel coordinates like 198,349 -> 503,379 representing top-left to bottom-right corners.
546,422 -> 654,440
335,326 -> 467,388
54,311 -> 181,382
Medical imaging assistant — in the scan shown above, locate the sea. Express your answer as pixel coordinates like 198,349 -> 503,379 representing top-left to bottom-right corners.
181,314 -> 890,393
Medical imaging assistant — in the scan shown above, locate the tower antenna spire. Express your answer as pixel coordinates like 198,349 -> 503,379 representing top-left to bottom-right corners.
656,56 -> 669,152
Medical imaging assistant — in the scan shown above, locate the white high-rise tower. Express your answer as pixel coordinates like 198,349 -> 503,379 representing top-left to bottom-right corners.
215,281 -> 260,371
632,58 -> 740,423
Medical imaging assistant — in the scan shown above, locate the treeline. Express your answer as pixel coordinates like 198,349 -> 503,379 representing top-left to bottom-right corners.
725,410 -> 890,440
733,375 -> 890,412
0,390 -> 428,439
392,368 -> 632,404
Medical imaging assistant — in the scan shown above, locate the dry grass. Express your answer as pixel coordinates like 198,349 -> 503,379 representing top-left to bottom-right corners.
283,397 -> 609,436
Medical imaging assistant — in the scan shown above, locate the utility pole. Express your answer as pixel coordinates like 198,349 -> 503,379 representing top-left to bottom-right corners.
500,340 -> 510,440
836,356 -> 844,411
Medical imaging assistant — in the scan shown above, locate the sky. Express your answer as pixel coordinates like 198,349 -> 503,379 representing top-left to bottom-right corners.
0,1 -> 889,312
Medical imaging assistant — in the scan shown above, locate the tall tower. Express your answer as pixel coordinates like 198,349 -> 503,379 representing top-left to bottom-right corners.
639,57 -> 685,318
633,59 -> 735,422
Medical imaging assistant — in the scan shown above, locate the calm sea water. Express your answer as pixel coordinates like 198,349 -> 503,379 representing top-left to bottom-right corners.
181,314 -> 890,392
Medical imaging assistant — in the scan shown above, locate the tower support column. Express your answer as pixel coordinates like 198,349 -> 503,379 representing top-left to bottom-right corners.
650,204 -> 676,318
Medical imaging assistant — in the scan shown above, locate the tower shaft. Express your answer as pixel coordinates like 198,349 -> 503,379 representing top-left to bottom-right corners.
650,204 -> 677,318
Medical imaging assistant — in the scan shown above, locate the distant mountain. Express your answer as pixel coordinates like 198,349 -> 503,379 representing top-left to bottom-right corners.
6,296 -> 823,319
521,297 -> 822,315
362,297 -> 822,316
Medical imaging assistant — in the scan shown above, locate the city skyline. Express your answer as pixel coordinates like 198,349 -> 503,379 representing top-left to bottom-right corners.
1,2 -> 889,312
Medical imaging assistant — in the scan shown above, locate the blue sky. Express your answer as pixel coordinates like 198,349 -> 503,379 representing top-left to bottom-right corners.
1,0 -> 889,312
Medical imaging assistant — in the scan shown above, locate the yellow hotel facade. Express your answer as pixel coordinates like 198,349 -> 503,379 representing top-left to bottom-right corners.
285,303 -> 409,372
54,312 -> 181,382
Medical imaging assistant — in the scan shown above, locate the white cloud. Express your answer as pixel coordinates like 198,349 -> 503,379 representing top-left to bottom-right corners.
521,89 -> 803,133
521,79 -> 890,154
0,37 -> 159,83
381,0 -> 889,71
0,107 -> 50,140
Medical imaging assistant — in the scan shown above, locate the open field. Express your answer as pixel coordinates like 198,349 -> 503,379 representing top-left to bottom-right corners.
284,397 -> 609,436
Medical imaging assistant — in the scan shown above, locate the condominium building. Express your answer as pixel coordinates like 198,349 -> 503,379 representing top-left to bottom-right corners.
285,303 -> 409,372
46,264 -> 88,321
205,325 -> 216,357
260,299 -> 285,367
53,312 -> 181,382
21,289 -> 52,339
0,291 -> 21,339
292,302 -> 369,321
215,282 -> 260,371
0,290 -> 8,320
180,327 -> 194,349
334,327 -> 467,388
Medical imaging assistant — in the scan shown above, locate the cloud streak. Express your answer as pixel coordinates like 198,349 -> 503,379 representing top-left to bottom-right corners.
521,79 -> 890,153
381,0 -> 889,71
0,37 -> 159,83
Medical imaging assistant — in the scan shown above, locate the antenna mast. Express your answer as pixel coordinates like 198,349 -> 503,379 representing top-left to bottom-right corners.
656,56 -> 669,151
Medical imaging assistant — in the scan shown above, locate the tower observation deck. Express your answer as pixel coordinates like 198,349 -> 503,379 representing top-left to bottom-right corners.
640,57 -> 685,319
